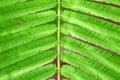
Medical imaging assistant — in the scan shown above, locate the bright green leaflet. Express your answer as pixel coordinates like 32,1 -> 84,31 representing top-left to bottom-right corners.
0,0 -> 120,80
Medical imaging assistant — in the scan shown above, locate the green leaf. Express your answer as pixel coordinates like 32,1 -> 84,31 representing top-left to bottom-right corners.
0,50 -> 56,80
62,0 -> 120,22
0,0 -> 120,79
15,64 -> 56,80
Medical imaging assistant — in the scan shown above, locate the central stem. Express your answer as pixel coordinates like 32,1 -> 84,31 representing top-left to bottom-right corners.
57,0 -> 61,80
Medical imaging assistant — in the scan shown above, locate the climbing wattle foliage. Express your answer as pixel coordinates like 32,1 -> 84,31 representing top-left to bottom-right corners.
0,0 -> 120,80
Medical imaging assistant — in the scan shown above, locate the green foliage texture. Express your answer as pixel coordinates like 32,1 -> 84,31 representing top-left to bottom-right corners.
0,0 -> 120,80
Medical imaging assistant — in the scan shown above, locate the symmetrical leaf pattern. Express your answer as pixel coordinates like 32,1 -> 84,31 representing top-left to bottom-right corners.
0,0 -> 120,80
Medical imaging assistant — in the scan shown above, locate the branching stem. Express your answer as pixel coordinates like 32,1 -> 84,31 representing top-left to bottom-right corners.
57,0 -> 61,80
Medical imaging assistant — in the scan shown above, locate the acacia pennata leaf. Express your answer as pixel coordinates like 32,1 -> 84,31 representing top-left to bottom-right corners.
0,0 -> 120,80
